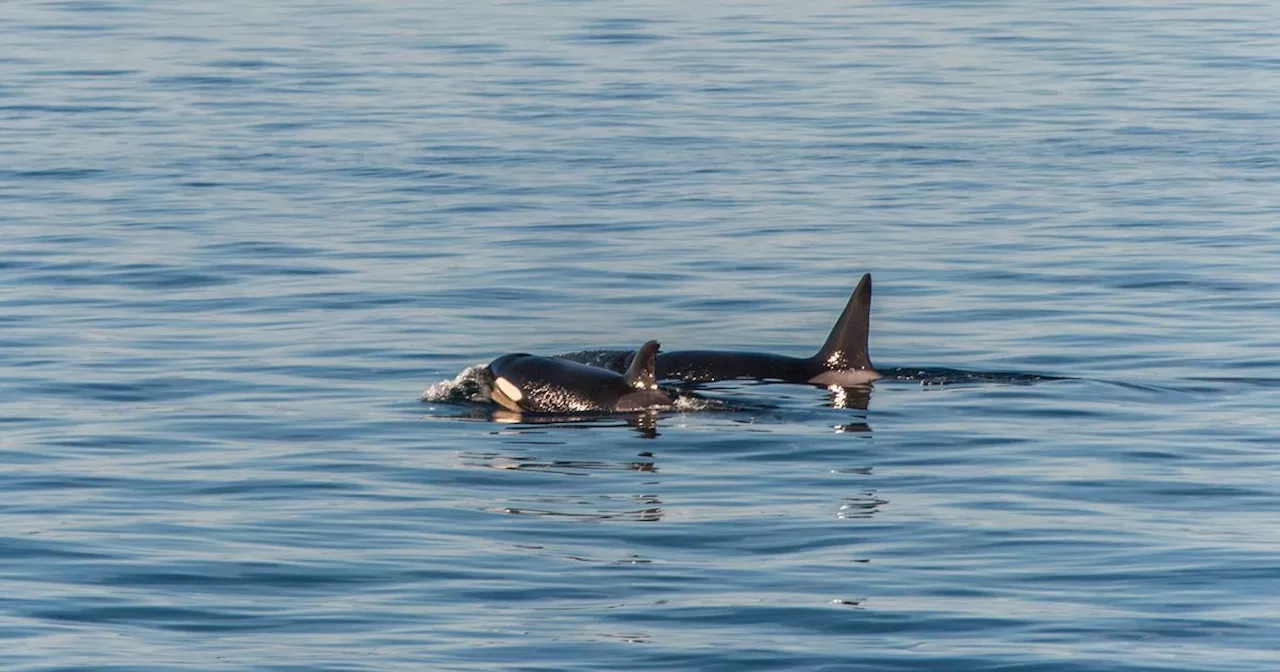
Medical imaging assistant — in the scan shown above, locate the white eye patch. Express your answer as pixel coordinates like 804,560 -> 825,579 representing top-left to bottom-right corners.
494,376 -> 523,402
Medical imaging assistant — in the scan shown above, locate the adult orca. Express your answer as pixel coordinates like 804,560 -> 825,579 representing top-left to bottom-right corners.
559,273 -> 879,386
488,340 -> 672,414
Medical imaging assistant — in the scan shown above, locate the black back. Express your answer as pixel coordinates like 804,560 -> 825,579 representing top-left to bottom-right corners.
554,273 -> 877,384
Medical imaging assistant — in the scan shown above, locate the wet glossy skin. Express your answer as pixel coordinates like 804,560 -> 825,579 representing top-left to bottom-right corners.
488,353 -> 670,413
556,273 -> 878,386
557,350 -> 881,385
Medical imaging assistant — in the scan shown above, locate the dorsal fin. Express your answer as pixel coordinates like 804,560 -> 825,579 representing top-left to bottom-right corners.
624,340 -> 661,390
812,273 -> 875,371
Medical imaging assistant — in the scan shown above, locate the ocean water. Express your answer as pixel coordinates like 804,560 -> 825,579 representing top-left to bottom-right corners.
3,0 -> 1279,669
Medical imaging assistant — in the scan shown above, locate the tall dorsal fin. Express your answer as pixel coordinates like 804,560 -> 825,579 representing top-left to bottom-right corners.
812,273 -> 875,371
625,340 -> 661,390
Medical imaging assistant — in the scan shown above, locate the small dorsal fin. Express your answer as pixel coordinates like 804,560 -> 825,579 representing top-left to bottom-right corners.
812,273 -> 875,371
624,340 -> 661,389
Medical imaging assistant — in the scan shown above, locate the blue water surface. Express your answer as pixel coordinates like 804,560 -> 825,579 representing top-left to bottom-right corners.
2,1 -> 1279,670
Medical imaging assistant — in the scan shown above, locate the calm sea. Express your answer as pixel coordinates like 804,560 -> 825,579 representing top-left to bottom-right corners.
2,1 -> 1278,670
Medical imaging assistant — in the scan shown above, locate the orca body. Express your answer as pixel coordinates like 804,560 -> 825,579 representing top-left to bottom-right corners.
559,274 -> 879,386
487,340 -> 672,414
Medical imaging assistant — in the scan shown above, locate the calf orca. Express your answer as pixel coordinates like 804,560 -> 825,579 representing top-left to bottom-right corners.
488,340 -> 673,414
559,273 -> 879,386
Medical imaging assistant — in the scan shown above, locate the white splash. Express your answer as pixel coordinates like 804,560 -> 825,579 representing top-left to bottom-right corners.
421,364 -> 492,403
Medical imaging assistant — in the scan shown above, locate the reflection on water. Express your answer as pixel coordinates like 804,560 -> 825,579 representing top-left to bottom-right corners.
838,491 -> 889,520
421,406 -> 662,437
485,496 -> 664,523
455,433 -> 885,527
459,451 -> 657,476
492,409 -> 662,438
460,450 -> 665,522
826,384 -> 872,410
485,498 -> 664,523
432,404 -> 878,437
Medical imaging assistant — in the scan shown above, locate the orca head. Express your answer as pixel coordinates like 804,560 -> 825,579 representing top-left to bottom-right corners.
487,353 -> 535,412
486,342 -> 672,414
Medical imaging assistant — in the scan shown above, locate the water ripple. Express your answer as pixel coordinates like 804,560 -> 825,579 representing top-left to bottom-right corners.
2,1 -> 1278,670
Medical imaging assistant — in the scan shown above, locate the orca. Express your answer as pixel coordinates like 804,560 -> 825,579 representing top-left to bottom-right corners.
487,340 -> 673,414
559,273 -> 879,386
